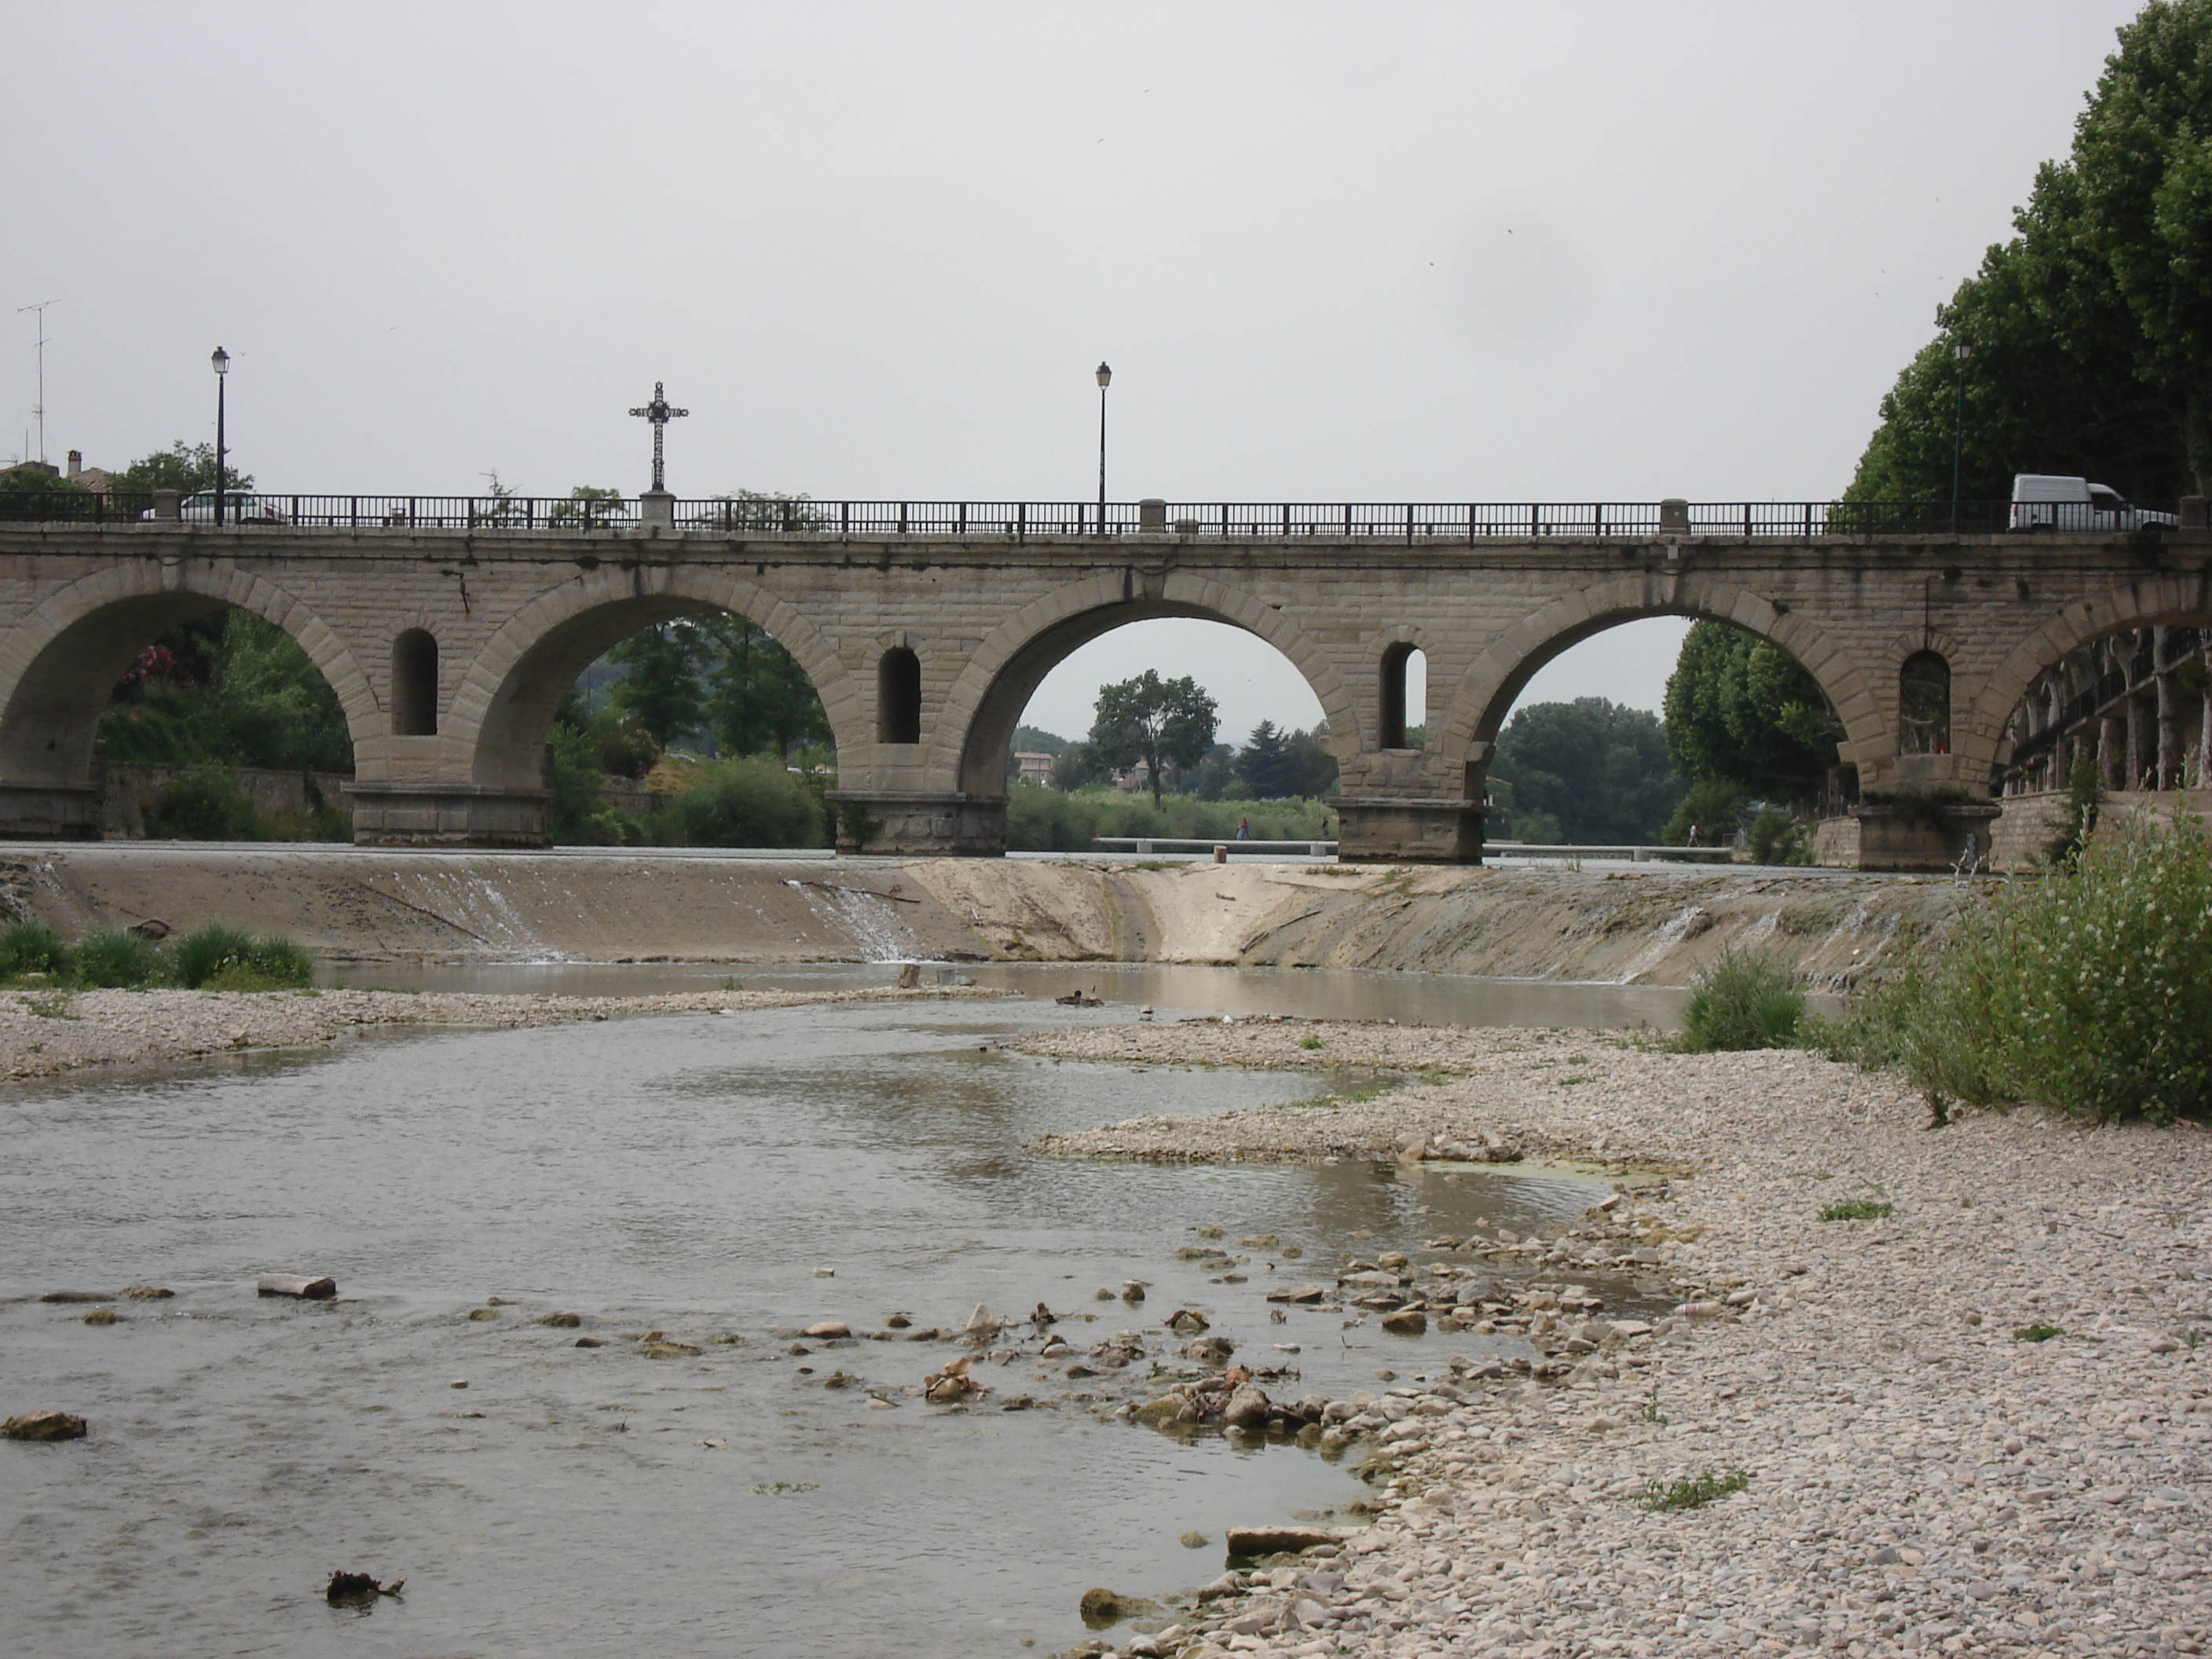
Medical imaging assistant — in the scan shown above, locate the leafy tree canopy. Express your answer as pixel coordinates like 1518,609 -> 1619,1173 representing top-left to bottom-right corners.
699,613 -> 830,761
100,610 -> 353,775
1236,720 -> 1338,799
1662,621 -> 1839,800
112,442 -> 252,497
1088,670 -> 1219,807
1489,698 -> 1682,843
1848,0 -> 2212,501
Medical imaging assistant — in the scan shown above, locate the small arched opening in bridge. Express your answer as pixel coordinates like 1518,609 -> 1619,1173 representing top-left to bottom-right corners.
462,583 -> 847,848
391,629 -> 439,736
877,647 -> 921,745
1379,643 -> 1427,749
1449,603 -> 1860,852
0,580 -> 368,840
949,600 -> 1354,849
1899,651 -> 1950,757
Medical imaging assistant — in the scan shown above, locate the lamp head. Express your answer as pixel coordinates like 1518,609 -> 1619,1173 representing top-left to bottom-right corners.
1954,340 -> 1972,361
211,346 -> 230,376
1095,361 -> 1111,388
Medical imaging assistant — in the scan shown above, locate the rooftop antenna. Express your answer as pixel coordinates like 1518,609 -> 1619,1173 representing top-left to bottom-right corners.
16,300 -> 58,466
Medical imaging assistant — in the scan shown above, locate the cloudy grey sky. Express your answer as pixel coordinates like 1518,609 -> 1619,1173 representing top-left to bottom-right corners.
2,1 -> 2146,745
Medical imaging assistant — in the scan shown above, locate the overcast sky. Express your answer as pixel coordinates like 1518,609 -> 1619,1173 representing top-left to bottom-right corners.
2,1 -> 2147,745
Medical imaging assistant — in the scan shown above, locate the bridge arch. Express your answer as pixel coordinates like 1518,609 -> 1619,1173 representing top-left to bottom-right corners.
1961,571 -> 2212,776
939,571 -> 1357,796
449,566 -> 861,791
0,561 -> 375,789
1434,573 -> 1883,772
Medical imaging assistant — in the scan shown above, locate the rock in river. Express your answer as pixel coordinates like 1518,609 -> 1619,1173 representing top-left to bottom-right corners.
5,1410 -> 87,1441
1079,1586 -> 1160,1626
1222,1382 -> 1271,1430
802,1320 -> 852,1339
1225,1525 -> 1346,1555
1380,1309 -> 1428,1335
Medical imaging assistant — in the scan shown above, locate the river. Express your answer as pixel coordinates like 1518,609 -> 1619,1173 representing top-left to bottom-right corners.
1,971 -> 1657,1657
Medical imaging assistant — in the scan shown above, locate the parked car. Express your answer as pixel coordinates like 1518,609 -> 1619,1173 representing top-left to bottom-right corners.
2009,474 -> 2177,532
137,492 -> 290,525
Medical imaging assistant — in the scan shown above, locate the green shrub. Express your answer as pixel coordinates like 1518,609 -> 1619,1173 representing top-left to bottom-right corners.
2012,1323 -> 2063,1343
173,922 -> 255,987
1820,810 -> 2212,1123
648,757 -> 828,848
173,923 -> 313,990
146,767 -> 270,840
74,928 -> 158,988
1636,1469 -> 1749,1511
1818,1200 -> 1892,1221
242,934 -> 315,987
1674,947 -> 1804,1052
1748,804 -> 1811,866
0,920 -> 69,978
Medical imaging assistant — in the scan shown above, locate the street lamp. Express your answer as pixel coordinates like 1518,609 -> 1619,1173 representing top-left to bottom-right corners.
211,346 -> 230,528
1095,361 -> 1111,533
1950,338 -> 1972,529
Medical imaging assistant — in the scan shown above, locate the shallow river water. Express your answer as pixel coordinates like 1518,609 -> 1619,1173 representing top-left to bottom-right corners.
2,978 -> 1632,1657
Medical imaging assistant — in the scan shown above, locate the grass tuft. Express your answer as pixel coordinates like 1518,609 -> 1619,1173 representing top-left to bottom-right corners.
0,921 -> 69,979
1818,1200 -> 1893,1221
2012,1323 -> 2064,1343
73,929 -> 159,989
1636,1469 -> 1749,1511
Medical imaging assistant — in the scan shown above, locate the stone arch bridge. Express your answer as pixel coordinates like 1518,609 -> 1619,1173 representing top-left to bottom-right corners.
2,497 -> 2203,867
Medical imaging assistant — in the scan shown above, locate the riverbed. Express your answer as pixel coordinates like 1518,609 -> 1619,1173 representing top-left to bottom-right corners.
0,987 -> 1619,1657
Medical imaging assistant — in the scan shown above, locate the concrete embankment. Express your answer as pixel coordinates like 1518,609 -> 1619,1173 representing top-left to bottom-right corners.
0,844 -> 1986,987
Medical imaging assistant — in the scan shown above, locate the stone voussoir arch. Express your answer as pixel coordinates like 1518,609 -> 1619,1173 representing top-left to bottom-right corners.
1961,571 -> 2212,766
1434,572 -> 1882,768
0,558 -> 379,748
447,563 -> 862,786
935,569 -> 1361,791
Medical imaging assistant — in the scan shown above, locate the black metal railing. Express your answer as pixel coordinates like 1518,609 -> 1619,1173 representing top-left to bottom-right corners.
0,493 -> 2140,539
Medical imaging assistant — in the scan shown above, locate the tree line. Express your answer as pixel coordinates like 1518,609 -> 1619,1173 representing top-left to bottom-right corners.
1848,0 -> 2212,504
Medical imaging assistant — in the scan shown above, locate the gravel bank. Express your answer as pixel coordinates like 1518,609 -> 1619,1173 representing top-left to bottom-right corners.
0,983 -> 1003,1084
1027,1019 -> 2212,1659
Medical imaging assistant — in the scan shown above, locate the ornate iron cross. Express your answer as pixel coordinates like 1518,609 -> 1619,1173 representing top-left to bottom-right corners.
628,381 -> 689,493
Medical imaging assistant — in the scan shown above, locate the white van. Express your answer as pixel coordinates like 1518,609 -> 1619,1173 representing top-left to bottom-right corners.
2010,474 -> 2177,531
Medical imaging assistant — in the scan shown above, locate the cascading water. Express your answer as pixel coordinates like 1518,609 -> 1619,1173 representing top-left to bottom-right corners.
785,877 -> 926,963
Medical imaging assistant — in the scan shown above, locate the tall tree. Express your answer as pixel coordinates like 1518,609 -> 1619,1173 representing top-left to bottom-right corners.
1236,720 -> 1291,796
607,623 -> 706,749
1089,670 -> 1218,807
1489,698 -> 1683,843
700,614 -> 830,760
1847,0 -> 2212,503
1662,622 -> 1839,800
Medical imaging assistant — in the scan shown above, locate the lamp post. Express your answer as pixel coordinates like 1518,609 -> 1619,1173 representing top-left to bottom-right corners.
211,346 -> 230,527
1095,361 -> 1111,533
1950,338 -> 1972,530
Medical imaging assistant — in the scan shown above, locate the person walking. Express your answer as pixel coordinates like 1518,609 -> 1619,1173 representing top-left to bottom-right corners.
1236,818 -> 1250,840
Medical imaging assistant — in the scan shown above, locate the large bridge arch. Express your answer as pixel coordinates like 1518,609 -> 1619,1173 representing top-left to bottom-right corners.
938,570 -> 1359,797
448,565 -> 861,793
1435,572 -> 1884,775
0,561 -> 374,809
1961,570 -> 2212,775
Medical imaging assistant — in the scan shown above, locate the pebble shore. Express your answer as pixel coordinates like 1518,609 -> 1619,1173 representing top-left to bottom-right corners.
1025,1018 -> 2212,1659
0,982 -> 1002,1083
